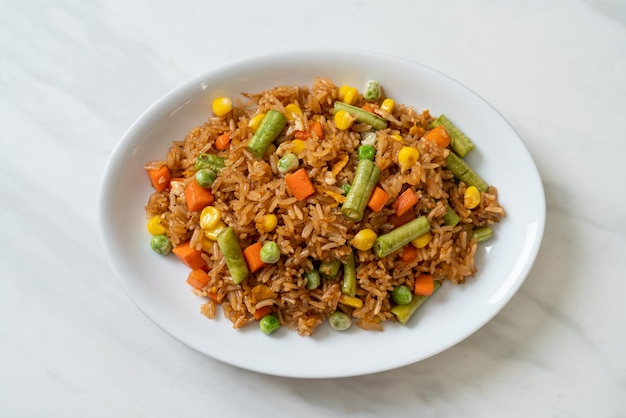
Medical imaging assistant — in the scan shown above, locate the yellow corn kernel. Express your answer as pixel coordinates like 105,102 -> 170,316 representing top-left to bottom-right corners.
338,85 -> 358,105
212,97 -> 232,117
147,215 -> 165,235
339,294 -> 364,309
380,98 -> 395,113
199,206 -> 221,230
390,134 -> 403,142
201,237 -> 214,253
411,232 -> 432,248
397,146 -> 420,171
248,113 -> 265,132
292,139 -> 306,155
323,190 -> 346,204
284,103 -> 303,121
258,214 -> 278,233
334,109 -> 353,130
351,229 -> 378,251
464,186 -> 481,209
204,220 -> 227,241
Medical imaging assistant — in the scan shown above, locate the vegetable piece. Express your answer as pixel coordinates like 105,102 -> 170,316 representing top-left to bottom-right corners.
400,245 -> 417,263
341,159 -> 381,221
185,180 -> 215,212
147,165 -> 171,193
472,226 -> 493,242
259,314 -> 280,335
215,131 -> 231,150
284,103 -> 302,121
150,235 -> 172,255
204,220 -> 227,241
392,285 -> 413,305
172,240 -> 205,269
430,114 -> 475,157
260,241 -> 281,264
253,305 -> 273,321
194,153 -> 226,172
423,125 -> 451,148
246,110 -> 287,158
411,232 -> 432,248
195,168 -> 217,188
212,97 -> 232,116
277,153 -> 299,174
367,186 -> 389,212
361,131 -> 377,146
380,98 -> 395,113
351,228 -> 378,251
319,259 -> 342,280
338,294 -> 363,309
291,139 -> 306,154
258,214 -> 278,233
390,134 -> 403,142
216,227 -> 249,284
147,215 -> 165,235
248,113 -> 265,132
186,269 -> 211,290
443,205 -> 460,226
414,273 -> 435,296
388,210 -> 416,228
310,121 -> 324,139
391,188 -> 419,217
397,146 -> 420,171
341,183 -> 351,195
199,206 -> 221,230
391,282 -> 441,325
242,242 -> 267,273
445,151 -> 489,192
464,185 -> 481,209
341,251 -> 357,297
358,144 -> 376,161
338,85 -> 358,105
285,168 -> 316,201
333,102 -> 388,130
329,312 -> 352,331
363,80 -> 382,102
334,109 -> 354,130
374,216 -> 431,258
305,269 -> 321,290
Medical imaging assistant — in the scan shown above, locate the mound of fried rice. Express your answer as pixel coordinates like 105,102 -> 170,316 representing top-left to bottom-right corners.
144,77 -> 505,336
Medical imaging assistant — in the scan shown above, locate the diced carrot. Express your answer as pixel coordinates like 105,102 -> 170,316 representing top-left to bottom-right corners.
207,291 -> 225,304
243,242 -> 267,273
391,188 -> 419,217
184,180 -> 214,212
285,168 -> 316,201
253,305 -> 273,320
215,131 -> 231,150
361,103 -> 374,113
186,268 -> 211,290
423,125 -> 451,148
294,130 -> 309,140
400,245 -> 417,263
367,186 -> 389,212
172,241 -> 206,270
147,165 -> 171,193
294,121 -> 324,140
414,273 -> 435,296
388,210 -> 416,228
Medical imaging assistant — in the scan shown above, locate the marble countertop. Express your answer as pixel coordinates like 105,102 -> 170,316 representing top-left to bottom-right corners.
2,0 -> 625,416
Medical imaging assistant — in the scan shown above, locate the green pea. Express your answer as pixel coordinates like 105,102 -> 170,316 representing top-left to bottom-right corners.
259,314 -> 280,335
341,183 -> 352,195
305,269 -> 321,290
277,152 -> 299,174
391,285 -> 413,305
150,235 -> 172,255
260,241 -> 280,264
363,80 -> 382,102
195,168 -> 217,188
329,311 -> 352,331
358,145 -> 376,161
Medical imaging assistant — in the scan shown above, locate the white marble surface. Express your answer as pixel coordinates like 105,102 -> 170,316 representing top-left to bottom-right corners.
2,0 -> 625,416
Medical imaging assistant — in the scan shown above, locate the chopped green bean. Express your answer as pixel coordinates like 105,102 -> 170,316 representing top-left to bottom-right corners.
329,311 -> 352,331
341,251 -> 357,297
333,102 -> 388,130
363,80 -> 382,102
246,110 -> 287,158
195,168 -> 217,188
430,115 -> 475,157
305,269 -> 321,290
150,235 -> 172,255
443,205 -> 460,226
194,153 -> 225,172
341,183 -> 352,195
391,285 -> 413,305
216,227 -> 249,285
319,259 -> 342,280
358,145 -> 376,161
260,241 -> 281,263
341,159 -> 381,222
472,226 -> 493,242
259,314 -> 280,335
391,282 -> 441,324
374,216 -> 431,258
445,151 -> 489,192
277,152 -> 299,174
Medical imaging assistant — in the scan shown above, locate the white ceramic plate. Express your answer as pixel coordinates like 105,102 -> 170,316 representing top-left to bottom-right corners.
99,50 -> 545,378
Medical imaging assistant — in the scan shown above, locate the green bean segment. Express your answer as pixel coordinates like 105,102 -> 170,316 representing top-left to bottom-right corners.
194,153 -> 226,172
430,115 -> 475,157
374,216 -> 431,258
472,226 -> 493,242
341,251 -> 357,297
443,205 -> 460,227
341,159 -> 381,222
333,102 -> 388,130
247,110 -> 287,158
445,151 -> 489,192
216,227 -> 249,285
319,259 -> 342,280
